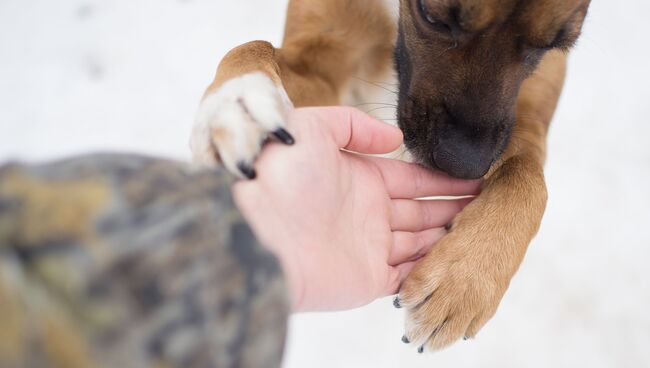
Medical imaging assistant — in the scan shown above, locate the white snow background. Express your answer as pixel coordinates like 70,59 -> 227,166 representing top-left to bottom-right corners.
1,1 -> 649,367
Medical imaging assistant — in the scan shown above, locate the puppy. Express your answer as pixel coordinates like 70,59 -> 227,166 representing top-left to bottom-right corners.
190,0 -> 590,352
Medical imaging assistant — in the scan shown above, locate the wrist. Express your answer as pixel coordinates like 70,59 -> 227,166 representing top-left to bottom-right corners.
232,185 -> 305,312
275,252 -> 305,312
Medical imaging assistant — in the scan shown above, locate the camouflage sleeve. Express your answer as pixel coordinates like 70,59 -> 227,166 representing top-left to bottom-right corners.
0,154 -> 290,368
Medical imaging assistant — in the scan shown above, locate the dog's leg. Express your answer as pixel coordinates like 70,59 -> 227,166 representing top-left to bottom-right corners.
398,51 -> 568,351
190,0 -> 396,178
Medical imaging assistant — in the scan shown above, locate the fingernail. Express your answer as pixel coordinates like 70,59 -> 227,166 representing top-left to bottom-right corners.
417,345 -> 424,354
237,162 -> 256,180
393,296 -> 402,309
273,128 -> 295,145
402,335 -> 410,344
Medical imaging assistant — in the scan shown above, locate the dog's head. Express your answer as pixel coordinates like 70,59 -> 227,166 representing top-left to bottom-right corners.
395,0 -> 590,179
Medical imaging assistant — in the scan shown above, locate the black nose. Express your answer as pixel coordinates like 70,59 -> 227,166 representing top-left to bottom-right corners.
432,127 -> 494,179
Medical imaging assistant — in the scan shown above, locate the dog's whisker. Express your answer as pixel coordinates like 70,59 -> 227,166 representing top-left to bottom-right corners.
354,77 -> 399,87
352,76 -> 399,94
355,102 -> 398,107
364,106 -> 399,114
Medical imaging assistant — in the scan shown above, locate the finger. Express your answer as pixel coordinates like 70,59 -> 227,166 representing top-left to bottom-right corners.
289,107 -> 403,154
396,261 -> 417,283
370,156 -> 482,199
389,227 -> 447,266
384,261 -> 418,296
390,198 -> 473,232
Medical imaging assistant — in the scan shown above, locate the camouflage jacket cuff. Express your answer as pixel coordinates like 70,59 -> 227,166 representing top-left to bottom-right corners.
0,154 -> 290,368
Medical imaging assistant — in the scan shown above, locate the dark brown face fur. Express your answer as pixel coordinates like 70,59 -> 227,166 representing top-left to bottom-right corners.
395,0 -> 590,179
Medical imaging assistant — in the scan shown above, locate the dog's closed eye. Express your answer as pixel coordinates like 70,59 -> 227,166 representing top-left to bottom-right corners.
527,27 -> 580,51
416,0 -> 462,38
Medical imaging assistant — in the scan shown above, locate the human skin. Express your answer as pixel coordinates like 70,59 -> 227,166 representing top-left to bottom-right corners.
233,107 -> 481,312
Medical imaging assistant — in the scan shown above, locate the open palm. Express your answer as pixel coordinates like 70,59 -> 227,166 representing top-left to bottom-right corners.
234,107 -> 480,312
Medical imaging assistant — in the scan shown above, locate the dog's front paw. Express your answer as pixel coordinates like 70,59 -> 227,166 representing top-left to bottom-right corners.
190,72 -> 294,179
397,226 -> 513,352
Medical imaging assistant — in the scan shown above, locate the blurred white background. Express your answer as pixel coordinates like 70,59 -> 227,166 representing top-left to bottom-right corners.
1,0 -> 648,367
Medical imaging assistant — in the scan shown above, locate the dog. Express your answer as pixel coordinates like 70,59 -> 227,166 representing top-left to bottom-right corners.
190,0 -> 591,352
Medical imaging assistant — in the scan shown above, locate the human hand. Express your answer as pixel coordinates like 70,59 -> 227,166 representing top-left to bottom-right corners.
233,107 -> 481,312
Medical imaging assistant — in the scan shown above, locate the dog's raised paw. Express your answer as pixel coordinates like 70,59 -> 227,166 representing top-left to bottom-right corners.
190,72 -> 293,179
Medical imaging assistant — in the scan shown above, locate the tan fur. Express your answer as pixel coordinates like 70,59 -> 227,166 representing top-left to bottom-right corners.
206,0 -> 396,107
201,0 -> 582,351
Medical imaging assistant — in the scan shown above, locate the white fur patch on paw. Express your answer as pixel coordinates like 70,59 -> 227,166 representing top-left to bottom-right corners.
190,72 -> 293,178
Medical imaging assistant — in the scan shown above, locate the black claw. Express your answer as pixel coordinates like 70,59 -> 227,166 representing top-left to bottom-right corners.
417,346 -> 424,354
237,162 -> 256,180
273,128 -> 295,145
402,335 -> 410,344
444,223 -> 452,231
393,296 -> 402,309
463,336 -> 469,341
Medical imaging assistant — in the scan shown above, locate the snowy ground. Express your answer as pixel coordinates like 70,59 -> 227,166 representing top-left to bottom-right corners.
1,1 -> 649,367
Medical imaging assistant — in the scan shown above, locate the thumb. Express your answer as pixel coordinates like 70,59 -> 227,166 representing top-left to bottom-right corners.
291,107 -> 404,154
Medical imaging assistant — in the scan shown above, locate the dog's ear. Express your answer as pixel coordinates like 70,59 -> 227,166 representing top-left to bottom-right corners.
517,0 -> 591,51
